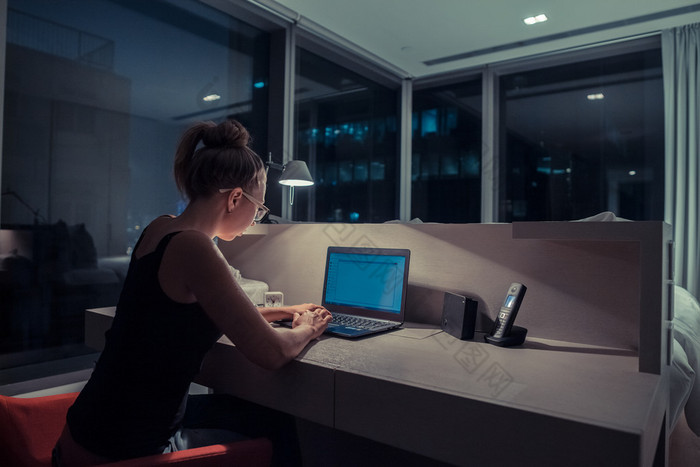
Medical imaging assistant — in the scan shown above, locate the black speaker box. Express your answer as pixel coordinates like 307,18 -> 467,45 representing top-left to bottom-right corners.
441,292 -> 477,340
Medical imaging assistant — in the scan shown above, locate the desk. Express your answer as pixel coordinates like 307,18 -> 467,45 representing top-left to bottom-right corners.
86,307 -> 666,467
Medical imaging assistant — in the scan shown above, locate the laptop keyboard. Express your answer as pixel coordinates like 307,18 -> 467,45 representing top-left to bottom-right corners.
331,314 -> 389,329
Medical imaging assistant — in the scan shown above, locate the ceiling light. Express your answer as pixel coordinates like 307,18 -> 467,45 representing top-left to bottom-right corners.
587,93 -> 605,100
202,93 -> 220,102
523,14 -> 548,25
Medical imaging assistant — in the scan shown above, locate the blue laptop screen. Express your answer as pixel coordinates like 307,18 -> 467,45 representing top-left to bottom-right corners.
324,251 -> 407,314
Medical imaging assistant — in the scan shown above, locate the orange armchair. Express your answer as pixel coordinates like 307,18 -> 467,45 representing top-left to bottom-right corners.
0,392 -> 273,467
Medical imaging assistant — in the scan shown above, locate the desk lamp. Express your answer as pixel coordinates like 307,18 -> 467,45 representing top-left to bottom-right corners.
266,153 -> 314,205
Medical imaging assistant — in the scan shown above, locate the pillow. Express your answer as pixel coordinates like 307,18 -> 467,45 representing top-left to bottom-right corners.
673,285 -> 700,435
571,211 -> 631,222
34,221 -> 71,274
68,223 -> 97,269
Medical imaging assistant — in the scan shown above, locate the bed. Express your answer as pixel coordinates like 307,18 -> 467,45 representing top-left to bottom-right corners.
671,284 -> 700,435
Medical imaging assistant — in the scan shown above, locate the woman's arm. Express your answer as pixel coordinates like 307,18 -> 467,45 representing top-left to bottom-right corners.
160,231 -> 330,370
258,303 -> 327,323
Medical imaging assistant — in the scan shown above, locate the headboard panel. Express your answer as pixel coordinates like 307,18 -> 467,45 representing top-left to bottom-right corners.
219,221 -> 671,374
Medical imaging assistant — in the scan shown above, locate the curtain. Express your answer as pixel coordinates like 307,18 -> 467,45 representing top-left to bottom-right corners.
663,24 -> 700,299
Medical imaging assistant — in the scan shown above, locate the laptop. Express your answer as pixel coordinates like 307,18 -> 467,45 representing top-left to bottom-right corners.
318,246 -> 411,338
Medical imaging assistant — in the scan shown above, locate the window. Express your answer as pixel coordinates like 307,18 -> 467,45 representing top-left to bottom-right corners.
1,0 -> 269,370
412,78 -> 482,222
293,48 -> 400,223
0,2 -> 668,383
499,46 -> 664,221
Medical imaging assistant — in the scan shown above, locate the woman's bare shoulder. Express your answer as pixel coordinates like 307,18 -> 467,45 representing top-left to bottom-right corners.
166,230 -> 225,263
168,229 -> 218,249
135,216 -> 201,258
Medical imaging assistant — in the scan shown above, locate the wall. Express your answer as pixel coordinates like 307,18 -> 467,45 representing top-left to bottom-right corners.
219,222 -> 658,352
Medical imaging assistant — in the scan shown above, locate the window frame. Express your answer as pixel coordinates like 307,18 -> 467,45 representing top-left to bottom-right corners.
487,35 -> 663,222
290,32 -> 405,222
412,36 -> 661,223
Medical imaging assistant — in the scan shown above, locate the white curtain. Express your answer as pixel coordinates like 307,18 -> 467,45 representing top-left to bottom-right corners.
663,24 -> 700,299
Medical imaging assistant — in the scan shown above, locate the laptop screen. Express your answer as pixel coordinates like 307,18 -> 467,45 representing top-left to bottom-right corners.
322,246 -> 411,321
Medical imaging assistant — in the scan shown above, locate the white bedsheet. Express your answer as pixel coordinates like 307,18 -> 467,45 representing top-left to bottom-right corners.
672,285 -> 700,435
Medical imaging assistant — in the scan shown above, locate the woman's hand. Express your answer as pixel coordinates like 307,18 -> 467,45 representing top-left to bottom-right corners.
292,307 -> 332,339
287,303 -> 327,316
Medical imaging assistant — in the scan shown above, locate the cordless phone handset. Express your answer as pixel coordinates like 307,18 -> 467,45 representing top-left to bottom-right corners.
485,282 -> 528,347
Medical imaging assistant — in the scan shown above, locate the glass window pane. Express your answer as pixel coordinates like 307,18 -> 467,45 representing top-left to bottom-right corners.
411,78 -> 482,223
293,48 -> 399,223
1,0 -> 269,369
499,48 -> 664,221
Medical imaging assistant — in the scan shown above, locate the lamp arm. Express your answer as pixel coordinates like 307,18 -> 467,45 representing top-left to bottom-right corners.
1,190 -> 46,224
266,152 -> 285,172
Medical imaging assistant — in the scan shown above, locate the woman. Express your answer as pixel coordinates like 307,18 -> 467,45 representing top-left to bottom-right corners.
53,119 -> 331,465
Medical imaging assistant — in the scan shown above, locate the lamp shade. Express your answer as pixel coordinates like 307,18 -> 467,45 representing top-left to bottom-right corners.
278,160 -> 314,186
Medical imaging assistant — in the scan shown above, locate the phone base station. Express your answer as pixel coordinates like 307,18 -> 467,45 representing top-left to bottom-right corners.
484,325 -> 527,347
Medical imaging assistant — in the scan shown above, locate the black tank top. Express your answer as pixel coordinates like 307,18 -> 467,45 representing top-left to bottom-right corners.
67,231 -> 222,459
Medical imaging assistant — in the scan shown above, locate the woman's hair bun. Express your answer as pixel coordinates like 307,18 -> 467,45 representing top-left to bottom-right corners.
174,119 -> 264,202
202,119 -> 250,149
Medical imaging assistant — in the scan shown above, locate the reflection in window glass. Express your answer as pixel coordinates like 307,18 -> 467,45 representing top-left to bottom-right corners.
500,48 -> 664,221
294,49 -> 399,223
412,78 -> 482,223
1,0 -> 269,369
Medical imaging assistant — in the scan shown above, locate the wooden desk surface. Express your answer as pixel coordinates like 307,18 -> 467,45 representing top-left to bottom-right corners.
86,308 -> 665,467
313,327 -> 663,466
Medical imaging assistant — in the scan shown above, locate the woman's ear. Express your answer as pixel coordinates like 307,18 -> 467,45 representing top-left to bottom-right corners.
226,188 -> 243,213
